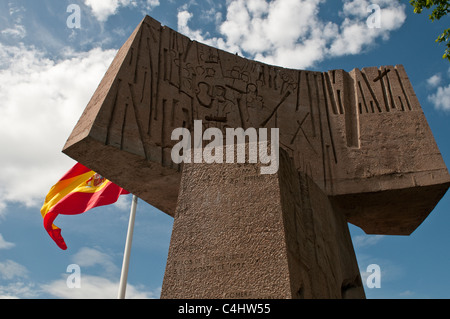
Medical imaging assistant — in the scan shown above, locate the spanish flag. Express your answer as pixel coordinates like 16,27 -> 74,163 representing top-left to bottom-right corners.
40,163 -> 129,250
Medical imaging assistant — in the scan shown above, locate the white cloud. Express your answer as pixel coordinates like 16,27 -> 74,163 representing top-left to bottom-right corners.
84,0 -> 133,22
428,84 -> 450,111
43,246 -> 159,299
72,247 -> 119,276
177,10 -> 231,55
0,260 -> 29,280
427,74 -> 442,87
399,290 -> 414,297
427,69 -> 450,111
0,259 -> 34,299
342,0 -> 370,17
0,248 -> 159,299
352,235 -> 385,249
84,0 -> 160,23
177,0 -> 407,69
0,259 -> 35,299
41,275 -> 159,299
0,43 -> 116,214
114,194 -> 132,211
1,25 -> 26,39
178,10 -> 195,36
218,0 -> 329,68
0,281 -> 39,299
0,234 -> 15,250
329,0 -> 406,56
146,0 -> 161,9
1,3 -> 26,40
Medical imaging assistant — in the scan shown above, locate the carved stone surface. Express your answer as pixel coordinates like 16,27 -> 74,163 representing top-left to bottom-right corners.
161,145 -> 365,299
63,15 -> 450,298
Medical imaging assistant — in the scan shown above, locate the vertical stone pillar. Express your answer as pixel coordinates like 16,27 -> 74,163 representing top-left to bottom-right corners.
161,147 -> 365,299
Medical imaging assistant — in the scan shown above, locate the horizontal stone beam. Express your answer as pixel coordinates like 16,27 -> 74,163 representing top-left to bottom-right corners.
63,15 -> 450,235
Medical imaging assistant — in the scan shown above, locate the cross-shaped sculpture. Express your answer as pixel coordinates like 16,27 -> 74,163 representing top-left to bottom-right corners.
63,16 -> 450,299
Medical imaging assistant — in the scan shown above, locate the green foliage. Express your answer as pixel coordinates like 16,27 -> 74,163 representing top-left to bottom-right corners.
409,0 -> 450,61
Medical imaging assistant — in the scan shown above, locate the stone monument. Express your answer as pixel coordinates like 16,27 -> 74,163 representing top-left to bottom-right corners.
63,16 -> 450,298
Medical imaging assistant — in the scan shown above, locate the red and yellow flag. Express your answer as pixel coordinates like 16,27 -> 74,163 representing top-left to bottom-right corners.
40,163 -> 129,250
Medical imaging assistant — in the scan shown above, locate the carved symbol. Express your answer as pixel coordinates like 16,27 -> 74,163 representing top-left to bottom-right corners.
373,69 -> 391,82
205,116 -> 227,123
196,82 -> 213,108
290,112 -> 317,154
260,91 -> 291,127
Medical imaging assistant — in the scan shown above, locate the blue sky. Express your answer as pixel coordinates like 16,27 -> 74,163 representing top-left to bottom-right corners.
0,0 -> 449,299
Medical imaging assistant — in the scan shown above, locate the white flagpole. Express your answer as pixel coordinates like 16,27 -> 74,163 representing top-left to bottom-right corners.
118,194 -> 138,299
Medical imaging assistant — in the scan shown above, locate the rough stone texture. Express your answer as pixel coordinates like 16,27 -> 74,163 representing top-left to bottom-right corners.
62,15 -> 450,298
63,15 -> 450,235
161,146 -> 364,299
